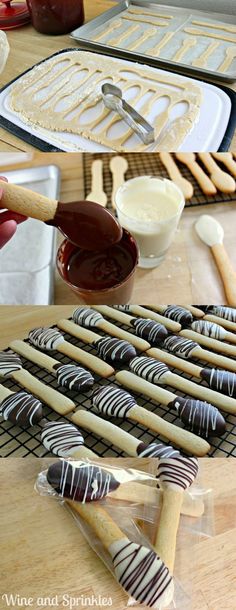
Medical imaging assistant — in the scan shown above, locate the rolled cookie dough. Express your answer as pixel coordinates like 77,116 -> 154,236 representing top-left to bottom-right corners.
10,51 -> 202,152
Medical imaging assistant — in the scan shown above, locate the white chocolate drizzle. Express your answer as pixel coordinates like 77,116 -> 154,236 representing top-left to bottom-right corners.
130,356 -> 169,383
163,335 -> 198,358
110,537 -> 174,608
0,351 -> 22,376
73,307 -> 103,328
92,385 -> 136,418
95,336 -> 136,363
157,456 -> 198,490
29,327 -> 64,351
192,320 -> 226,340
41,422 -> 84,456
55,364 -> 94,391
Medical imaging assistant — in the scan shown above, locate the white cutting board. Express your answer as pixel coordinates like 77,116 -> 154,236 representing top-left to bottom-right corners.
0,51 -> 232,152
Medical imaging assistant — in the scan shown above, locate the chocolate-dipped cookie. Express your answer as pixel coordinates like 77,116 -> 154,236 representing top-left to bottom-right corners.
130,356 -> 169,383
92,385 -> 136,417
137,442 -> 180,458
163,335 -> 198,358
0,390 -> 43,426
95,337 -> 136,364
162,306 -> 193,327
169,396 -> 226,437
73,307 -> 102,327
192,320 -> 226,340
29,327 -> 64,351
47,460 -> 120,502
201,368 -> 236,398
130,318 -> 168,345
53,363 -> 94,391
0,352 -> 22,376
41,421 -> 84,456
205,306 -> 236,322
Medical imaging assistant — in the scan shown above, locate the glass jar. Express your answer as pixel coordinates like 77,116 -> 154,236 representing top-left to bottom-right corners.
26,0 -> 84,35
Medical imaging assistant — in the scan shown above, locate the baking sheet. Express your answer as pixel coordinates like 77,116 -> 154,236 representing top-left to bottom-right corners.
0,312 -> 235,458
0,165 -> 61,305
0,49 -> 232,153
71,1 -> 236,83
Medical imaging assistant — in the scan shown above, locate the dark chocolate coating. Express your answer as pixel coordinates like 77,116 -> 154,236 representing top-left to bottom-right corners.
201,368 -> 236,398
137,442 -> 180,458
163,306 -> 193,327
95,336 -> 136,363
53,363 -> 94,391
130,318 -> 168,345
47,460 -> 120,501
92,384 -> 136,418
0,390 -> 43,426
169,396 -> 226,437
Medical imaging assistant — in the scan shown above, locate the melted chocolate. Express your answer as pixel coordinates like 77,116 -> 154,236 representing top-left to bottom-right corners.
47,460 -> 120,502
66,242 -> 134,290
47,200 -> 122,251
169,396 -> 226,437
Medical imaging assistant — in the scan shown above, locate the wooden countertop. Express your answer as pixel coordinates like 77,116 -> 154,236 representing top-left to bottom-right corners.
0,458 -> 235,610
0,0 -> 235,152
1,153 -> 236,304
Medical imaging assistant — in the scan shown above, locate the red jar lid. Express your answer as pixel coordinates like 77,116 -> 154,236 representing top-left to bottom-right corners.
0,1 -> 30,30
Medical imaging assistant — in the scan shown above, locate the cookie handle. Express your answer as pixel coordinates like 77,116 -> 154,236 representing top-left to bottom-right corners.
59,341 -> 114,378
130,405 -> 210,456
154,488 -> 183,573
58,319 -> 99,344
11,369 -> 75,415
0,385 -> 13,402
10,340 -> 57,374
147,347 -> 202,378
0,181 -> 57,222
67,500 -> 124,550
71,445 -> 98,459
211,243 -> 236,307
99,319 -> 150,351
71,409 -> 141,456
170,371 -> 236,414
116,370 -> 175,405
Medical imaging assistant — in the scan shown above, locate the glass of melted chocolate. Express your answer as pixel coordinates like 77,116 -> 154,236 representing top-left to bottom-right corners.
57,229 -> 138,304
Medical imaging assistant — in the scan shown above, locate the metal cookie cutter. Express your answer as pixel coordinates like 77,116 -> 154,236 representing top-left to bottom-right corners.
101,83 -> 155,145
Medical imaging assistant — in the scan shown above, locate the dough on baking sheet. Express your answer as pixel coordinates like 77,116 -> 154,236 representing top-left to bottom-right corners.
191,20 -> 236,34
121,14 -> 168,27
218,46 -> 236,73
184,27 -> 236,44
9,51 -> 202,152
127,7 -> 172,20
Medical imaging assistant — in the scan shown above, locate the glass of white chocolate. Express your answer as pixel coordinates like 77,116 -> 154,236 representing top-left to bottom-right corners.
116,176 -> 185,268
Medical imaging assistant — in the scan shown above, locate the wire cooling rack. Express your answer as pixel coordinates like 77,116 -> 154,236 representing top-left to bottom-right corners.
83,153 -> 236,209
1,313 -> 236,458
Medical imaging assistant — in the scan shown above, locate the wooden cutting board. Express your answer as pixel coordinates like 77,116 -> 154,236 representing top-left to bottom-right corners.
0,458 -> 236,610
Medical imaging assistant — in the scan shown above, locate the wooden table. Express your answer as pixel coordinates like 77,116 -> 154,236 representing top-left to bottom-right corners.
0,0 -> 236,151
0,458 -> 235,610
1,153 -> 236,304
